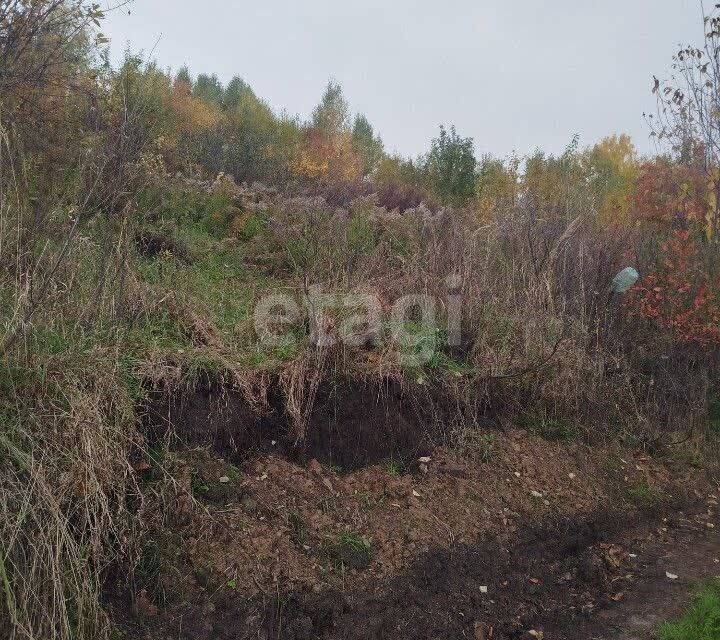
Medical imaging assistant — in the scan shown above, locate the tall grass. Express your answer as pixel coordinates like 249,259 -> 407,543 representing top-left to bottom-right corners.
239,188 -> 717,442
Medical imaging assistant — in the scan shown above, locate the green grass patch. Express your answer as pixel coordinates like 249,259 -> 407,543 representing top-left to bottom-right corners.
520,412 -> 578,441
658,579 -> 720,640
336,530 -> 371,555
626,480 -> 664,511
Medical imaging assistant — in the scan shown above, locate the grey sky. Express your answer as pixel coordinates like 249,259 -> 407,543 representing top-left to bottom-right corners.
103,0 -> 701,160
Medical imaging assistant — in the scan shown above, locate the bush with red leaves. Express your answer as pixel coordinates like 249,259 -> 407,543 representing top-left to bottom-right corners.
630,230 -> 720,345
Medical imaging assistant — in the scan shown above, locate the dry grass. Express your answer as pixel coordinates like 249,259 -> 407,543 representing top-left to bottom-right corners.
0,95 -> 155,638
0,354 -> 139,640
0,91 -> 718,640
241,187 -> 715,443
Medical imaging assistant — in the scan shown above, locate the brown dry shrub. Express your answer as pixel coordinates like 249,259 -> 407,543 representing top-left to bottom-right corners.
243,191 -> 716,442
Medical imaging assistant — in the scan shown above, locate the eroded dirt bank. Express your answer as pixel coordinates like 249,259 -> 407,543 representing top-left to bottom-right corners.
115,387 -> 720,640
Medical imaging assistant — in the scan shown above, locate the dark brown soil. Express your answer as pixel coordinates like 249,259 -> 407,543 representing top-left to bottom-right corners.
143,381 -> 282,457
144,377 -> 442,469
135,229 -> 194,263
303,378 -> 435,469
266,509 -> 634,640
119,494 -> 719,640
572,517 -> 720,639
126,380 -> 719,640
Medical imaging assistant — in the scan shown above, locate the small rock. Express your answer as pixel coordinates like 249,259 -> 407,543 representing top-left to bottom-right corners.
666,571 -> 679,580
218,476 -> 230,484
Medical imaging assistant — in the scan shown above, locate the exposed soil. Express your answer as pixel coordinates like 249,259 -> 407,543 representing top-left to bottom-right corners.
116,380 -> 720,639
117,484 -> 720,639
135,229 -> 194,263
117,385 -> 720,640
144,377 -> 443,468
572,519 -> 720,640
269,504 -> 720,640
118,488 -> 720,639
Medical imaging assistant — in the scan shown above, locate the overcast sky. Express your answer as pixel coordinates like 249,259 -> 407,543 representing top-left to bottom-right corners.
103,0 -> 702,160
